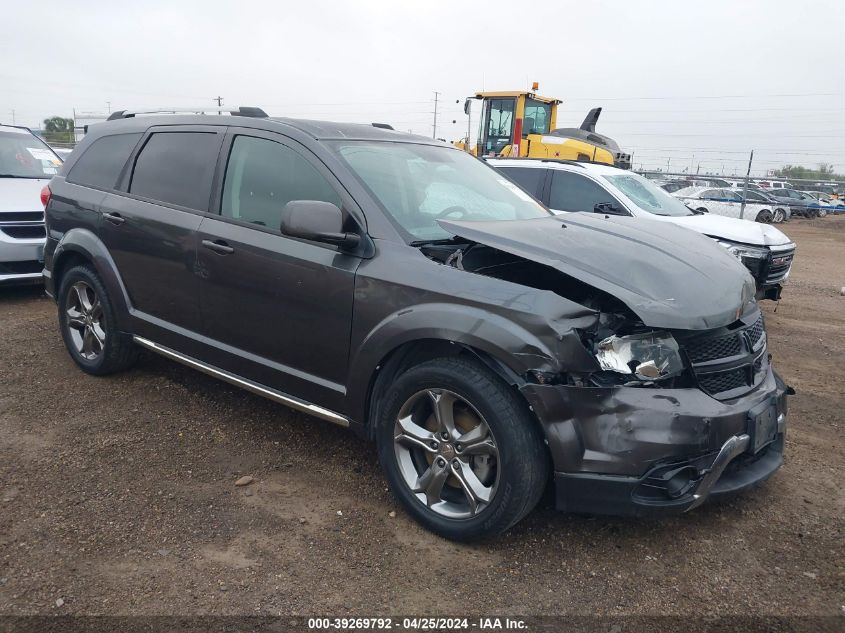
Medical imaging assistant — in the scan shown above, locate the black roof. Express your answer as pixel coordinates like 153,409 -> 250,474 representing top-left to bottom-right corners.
268,117 -> 436,143
89,113 -> 441,145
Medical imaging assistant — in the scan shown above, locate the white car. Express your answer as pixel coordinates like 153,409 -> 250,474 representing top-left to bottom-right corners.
488,158 -> 795,301
672,186 -> 783,223
1,124 -> 62,284
672,187 -> 783,224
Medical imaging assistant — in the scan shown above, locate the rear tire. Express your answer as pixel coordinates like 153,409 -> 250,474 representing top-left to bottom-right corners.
755,209 -> 773,224
818,207 -> 827,218
376,356 -> 549,541
58,264 -> 138,375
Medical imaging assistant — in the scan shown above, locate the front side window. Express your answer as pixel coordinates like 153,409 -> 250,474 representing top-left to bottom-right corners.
603,172 -> 694,217
0,130 -> 62,178
221,136 -> 340,228
67,133 -> 142,190
523,99 -> 551,136
701,189 -> 721,199
483,98 -> 515,155
550,171 -> 618,213
130,132 -> 219,210
333,142 -> 549,242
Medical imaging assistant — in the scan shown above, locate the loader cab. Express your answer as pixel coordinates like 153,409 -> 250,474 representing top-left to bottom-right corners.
474,91 -> 560,158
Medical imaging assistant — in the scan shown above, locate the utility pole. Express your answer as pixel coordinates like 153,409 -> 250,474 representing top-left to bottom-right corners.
740,150 -> 754,220
432,91 -> 440,139
106,101 -> 111,114
9,109 -> 15,125
214,96 -> 224,115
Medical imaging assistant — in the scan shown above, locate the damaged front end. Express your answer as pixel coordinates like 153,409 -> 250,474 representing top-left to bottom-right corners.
423,215 -> 790,516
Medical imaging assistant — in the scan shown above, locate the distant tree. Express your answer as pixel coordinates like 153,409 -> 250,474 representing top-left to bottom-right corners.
42,117 -> 75,144
773,164 -> 844,182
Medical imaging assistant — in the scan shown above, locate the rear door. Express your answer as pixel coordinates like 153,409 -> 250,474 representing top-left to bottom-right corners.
195,129 -> 360,410
100,126 -> 224,344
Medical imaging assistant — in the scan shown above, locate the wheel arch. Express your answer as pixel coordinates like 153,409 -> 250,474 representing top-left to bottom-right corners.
51,228 -> 132,328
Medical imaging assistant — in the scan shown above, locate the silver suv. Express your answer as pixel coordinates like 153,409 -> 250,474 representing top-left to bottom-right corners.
0,124 -> 62,284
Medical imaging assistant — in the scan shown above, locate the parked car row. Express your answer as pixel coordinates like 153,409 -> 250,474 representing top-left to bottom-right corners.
671,187 -> 791,223
33,109 -> 790,540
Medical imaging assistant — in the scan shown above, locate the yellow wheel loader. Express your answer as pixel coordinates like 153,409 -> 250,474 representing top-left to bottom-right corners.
456,87 -> 631,169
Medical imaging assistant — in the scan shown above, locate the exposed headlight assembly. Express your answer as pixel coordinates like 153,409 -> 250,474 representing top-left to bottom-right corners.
716,240 -> 768,263
595,331 -> 684,381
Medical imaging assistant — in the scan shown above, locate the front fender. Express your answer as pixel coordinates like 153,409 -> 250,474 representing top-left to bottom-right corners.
345,301 -> 599,424
49,228 -> 132,329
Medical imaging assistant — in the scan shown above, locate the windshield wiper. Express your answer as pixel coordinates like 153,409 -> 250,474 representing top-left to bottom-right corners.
409,237 -> 463,246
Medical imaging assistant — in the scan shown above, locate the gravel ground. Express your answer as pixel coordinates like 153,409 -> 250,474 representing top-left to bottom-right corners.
0,217 -> 843,619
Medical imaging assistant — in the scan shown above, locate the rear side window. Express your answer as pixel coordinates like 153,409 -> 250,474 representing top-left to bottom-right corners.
130,132 -> 218,210
497,166 -> 544,198
221,136 -> 340,229
549,171 -> 616,212
66,133 -> 141,190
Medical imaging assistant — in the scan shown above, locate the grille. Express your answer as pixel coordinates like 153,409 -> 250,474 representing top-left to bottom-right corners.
685,333 -> 742,363
682,310 -> 768,399
0,260 -> 42,275
0,211 -> 44,223
699,368 -> 747,395
748,314 -> 765,348
766,249 -> 794,284
0,225 -> 46,239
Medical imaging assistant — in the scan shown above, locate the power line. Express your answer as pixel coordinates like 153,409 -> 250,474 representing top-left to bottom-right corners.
563,92 -> 845,101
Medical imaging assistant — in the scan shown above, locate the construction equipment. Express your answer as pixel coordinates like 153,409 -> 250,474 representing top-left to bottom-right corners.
456,84 -> 631,169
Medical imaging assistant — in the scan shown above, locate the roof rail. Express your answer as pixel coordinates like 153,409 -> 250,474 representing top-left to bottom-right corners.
106,106 -> 268,121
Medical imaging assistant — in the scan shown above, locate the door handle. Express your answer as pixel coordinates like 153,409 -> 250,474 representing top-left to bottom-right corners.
202,239 -> 234,255
103,212 -> 125,225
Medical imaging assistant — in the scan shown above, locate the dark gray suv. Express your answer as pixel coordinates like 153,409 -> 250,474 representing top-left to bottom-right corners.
42,109 -> 790,540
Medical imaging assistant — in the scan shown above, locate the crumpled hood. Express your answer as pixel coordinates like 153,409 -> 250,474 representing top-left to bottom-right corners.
666,213 -> 792,247
439,214 -> 756,331
0,177 -> 50,212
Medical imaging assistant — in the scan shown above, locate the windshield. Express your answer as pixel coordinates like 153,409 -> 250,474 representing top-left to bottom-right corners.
0,130 -> 62,178
333,142 -> 550,241
603,172 -> 693,217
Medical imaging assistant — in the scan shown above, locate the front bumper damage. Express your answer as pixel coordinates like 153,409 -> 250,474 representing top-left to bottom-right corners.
521,367 -> 789,516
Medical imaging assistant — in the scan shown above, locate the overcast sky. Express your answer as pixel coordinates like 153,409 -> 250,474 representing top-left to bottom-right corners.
3,0 -> 843,175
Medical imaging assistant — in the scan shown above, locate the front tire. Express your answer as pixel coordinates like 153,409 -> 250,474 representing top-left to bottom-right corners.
376,356 -> 549,541
58,264 -> 137,375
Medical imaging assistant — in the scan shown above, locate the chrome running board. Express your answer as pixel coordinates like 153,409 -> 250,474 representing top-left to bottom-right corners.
133,335 -> 350,428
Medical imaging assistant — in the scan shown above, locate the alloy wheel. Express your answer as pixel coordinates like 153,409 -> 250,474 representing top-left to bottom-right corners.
393,388 -> 499,519
65,281 -> 106,361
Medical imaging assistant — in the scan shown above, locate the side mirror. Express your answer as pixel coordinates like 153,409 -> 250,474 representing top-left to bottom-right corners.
593,202 -> 628,216
463,98 -> 473,115
280,200 -> 360,250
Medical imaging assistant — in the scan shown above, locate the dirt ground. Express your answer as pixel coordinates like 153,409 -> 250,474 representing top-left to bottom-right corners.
1,217 -> 843,619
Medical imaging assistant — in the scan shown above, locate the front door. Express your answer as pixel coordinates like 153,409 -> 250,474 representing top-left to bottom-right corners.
100,126 -> 223,345
196,131 -> 360,411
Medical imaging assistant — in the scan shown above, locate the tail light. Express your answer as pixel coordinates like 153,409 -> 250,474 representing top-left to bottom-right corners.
40,185 -> 51,209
